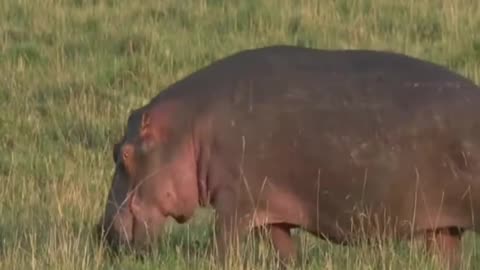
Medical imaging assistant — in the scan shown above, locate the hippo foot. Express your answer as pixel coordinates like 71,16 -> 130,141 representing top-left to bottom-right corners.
420,227 -> 464,270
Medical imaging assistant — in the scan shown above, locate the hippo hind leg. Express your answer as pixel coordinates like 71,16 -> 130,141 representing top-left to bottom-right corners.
422,227 -> 464,270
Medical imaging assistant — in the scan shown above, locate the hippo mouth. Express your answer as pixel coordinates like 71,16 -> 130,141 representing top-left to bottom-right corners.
96,208 -> 136,253
128,203 -> 167,252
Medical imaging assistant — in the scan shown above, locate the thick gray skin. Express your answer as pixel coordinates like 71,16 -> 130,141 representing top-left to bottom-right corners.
99,46 -> 480,268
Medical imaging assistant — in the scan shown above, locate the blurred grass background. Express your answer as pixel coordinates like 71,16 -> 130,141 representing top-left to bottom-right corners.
1,0 -> 480,269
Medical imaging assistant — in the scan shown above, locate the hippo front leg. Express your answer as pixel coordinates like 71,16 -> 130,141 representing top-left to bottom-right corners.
424,227 -> 464,270
268,223 -> 297,266
212,190 -> 246,267
214,212 -> 242,264
214,218 -> 298,269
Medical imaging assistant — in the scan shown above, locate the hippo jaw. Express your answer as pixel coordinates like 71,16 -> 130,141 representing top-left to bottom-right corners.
129,200 -> 167,251
98,197 -> 167,254
98,158 -> 168,252
97,167 -> 135,250
98,208 -> 134,250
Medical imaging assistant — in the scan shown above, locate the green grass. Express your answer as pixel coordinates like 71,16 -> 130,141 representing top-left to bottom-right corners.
1,0 -> 480,269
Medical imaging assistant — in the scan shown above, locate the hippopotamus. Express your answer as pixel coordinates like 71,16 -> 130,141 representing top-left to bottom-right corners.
97,45 -> 480,268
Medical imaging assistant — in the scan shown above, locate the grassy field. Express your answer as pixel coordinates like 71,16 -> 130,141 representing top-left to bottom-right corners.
1,0 -> 480,269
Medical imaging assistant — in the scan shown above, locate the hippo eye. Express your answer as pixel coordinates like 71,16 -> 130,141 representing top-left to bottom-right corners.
122,150 -> 129,160
121,144 -> 135,168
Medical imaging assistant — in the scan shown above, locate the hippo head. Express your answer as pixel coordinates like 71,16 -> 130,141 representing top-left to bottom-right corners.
97,103 -> 200,252
96,109 -> 144,250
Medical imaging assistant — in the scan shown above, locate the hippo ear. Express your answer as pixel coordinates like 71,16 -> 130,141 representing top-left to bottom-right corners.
140,111 -> 154,146
140,111 -> 151,136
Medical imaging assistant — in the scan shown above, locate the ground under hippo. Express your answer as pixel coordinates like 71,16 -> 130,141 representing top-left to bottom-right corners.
97,45 -> 480,269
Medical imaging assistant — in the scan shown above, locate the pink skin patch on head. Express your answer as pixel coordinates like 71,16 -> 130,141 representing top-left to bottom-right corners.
140,101 -> 180,145
125,100 -> 201,244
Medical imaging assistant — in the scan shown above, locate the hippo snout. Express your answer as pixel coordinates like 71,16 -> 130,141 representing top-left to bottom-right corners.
96,215 -> 134,251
